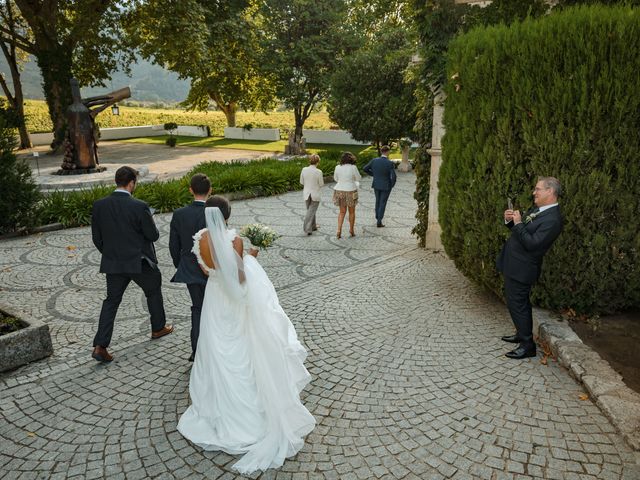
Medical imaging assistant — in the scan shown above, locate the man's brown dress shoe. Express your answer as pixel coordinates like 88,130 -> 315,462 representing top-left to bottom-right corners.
92,346 -> 113,363
151,325 -> 174,339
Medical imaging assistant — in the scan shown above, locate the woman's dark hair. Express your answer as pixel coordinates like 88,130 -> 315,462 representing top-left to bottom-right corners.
190,173 -> 211,195
206,195 -> 231,220
340,152 -> 356,165
115,166 -> 138,187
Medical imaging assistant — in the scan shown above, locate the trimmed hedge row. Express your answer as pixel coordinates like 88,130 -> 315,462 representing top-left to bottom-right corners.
440,5 -> 640,315
36,149 -> 377,229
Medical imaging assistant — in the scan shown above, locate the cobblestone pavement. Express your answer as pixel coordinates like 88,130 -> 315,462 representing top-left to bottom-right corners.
1,173 -> 639,480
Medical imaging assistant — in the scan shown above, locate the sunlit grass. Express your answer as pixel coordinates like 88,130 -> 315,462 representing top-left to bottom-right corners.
21,98 -> 337,135
120,135 -> 385,156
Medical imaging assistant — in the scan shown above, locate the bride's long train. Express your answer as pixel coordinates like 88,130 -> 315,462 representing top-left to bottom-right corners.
178,245 -> 315,475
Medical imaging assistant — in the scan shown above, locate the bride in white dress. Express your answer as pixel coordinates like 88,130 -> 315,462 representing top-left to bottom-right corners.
177,204 -> 316,475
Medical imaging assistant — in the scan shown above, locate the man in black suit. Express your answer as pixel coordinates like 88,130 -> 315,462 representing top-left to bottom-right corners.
91,166 -> 173,362
497,176 -> 563,359
363,145 -> 397,227
169,173 -> 211,362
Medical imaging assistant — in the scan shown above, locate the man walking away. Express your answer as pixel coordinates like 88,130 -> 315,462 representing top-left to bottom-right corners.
300,154 -> 324,235
363,145 -> 396,227
169,173 -> 212,361
91,166 -> 173,362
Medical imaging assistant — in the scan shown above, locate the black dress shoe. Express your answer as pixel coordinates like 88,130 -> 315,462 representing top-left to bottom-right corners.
377,223 -> 385,228
505,345 -> 537,359
501,334 -> 521,343
188,354 -> 194,362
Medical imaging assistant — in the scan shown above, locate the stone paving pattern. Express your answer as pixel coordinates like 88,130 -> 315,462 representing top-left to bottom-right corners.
1,173 -> 639,479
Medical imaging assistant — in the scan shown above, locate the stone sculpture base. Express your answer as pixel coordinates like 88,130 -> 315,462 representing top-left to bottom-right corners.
54,166 -> 107,176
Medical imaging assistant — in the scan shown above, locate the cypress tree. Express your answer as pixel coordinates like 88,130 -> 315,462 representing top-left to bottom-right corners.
440,5 -> 640,315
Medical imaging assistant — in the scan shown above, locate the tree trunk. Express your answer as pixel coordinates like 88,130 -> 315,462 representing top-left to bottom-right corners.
36,45 -> 73,152
224,103 -> 237,127
0,34 -> 31,149
11,71 -> 31,149
218,102 -> 237,127
210,93 -> 237,127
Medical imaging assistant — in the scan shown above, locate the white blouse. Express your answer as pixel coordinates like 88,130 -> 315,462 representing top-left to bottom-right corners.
333,164 -> 361,192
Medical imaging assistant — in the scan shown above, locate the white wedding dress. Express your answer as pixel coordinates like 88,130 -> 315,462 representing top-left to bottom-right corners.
177,208 -> 315,475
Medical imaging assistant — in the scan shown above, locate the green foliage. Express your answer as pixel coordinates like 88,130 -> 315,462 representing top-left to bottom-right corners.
555,0 -> 640,6
33,147 -> 375,229
163,122 -> 178,133
127,0 -> 276,126
328,26 -> 417,148
0,116 -> 40,234
38,185 -> 112,228
10,1 -> 132,148
410,0 -> 548,245
440,5 -> 640,315
261,0 -> 354,137
410,146 -> 431,247
136,180 -> 191,213
20,99 -> 336,135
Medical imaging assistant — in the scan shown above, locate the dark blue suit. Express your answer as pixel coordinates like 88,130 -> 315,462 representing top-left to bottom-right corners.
497,206 -> 563,348
169,201 -> 207,354
91,191 -> 167,347
363,155 -> 397,225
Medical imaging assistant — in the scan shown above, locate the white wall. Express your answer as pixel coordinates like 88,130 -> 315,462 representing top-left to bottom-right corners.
177,125 -> 209,137
302,129 -> 369,146
29,125 -> 210,146
99,125 -> 166,140
224,127 -> 280,141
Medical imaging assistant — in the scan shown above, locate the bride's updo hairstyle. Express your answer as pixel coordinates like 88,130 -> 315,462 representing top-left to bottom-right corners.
205,195 -> 231,220
198,196 -> 232,271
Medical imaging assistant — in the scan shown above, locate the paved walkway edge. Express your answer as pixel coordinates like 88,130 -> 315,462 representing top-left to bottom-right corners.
534,309 -> 640,451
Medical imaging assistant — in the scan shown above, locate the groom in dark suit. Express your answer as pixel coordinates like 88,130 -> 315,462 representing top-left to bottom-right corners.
497,176 -> 563,359
169,174 -> 211,361
363,145 -> 397,227
91,166 -> 173,362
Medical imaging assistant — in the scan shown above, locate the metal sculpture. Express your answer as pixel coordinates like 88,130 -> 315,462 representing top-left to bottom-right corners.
57,78 -> 130,174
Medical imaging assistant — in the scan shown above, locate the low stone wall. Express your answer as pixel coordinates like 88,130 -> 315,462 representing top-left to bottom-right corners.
0,304 -> 53,372
224,127 -> 280,141
302,129 -> 369,145
99,125 -> 166,140
29,125 -> 210,146
534,308 -> 640,451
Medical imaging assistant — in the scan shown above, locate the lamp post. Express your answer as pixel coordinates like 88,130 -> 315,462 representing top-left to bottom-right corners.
111,104 -> 120,116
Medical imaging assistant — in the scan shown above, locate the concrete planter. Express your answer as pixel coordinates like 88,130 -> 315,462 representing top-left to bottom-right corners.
302,129 -> 369,146
0,304 -> 53,372
224,127 -> 281,141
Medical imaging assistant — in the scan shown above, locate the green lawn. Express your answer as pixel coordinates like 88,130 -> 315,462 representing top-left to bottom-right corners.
120,135 -> 414,157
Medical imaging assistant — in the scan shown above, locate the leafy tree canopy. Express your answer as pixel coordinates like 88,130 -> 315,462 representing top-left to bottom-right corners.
126,0 -> 275,127
328,25 -> 417,148
3,0 -> 132,148
261,0 -> 355,140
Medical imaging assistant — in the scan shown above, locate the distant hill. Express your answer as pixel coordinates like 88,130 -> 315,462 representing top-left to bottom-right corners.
0,56 -> 191,105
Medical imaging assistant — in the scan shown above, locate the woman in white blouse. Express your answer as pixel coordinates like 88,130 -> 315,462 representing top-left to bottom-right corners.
332,152 -> 362,238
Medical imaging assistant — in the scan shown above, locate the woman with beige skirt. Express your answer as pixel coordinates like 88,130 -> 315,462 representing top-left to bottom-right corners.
332,152 -> 361,238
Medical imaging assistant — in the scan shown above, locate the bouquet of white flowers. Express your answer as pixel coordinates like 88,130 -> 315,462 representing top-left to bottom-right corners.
240,223 -> 281,249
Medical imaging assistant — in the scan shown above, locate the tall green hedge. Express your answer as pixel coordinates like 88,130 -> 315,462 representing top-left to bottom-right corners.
0,117 -> 41,235
440,5 -> 640,315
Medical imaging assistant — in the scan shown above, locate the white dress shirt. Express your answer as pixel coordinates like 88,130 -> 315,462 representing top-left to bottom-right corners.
538,203 -> 558,213
333,164 -> 361,192
300,165 -> 324,201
